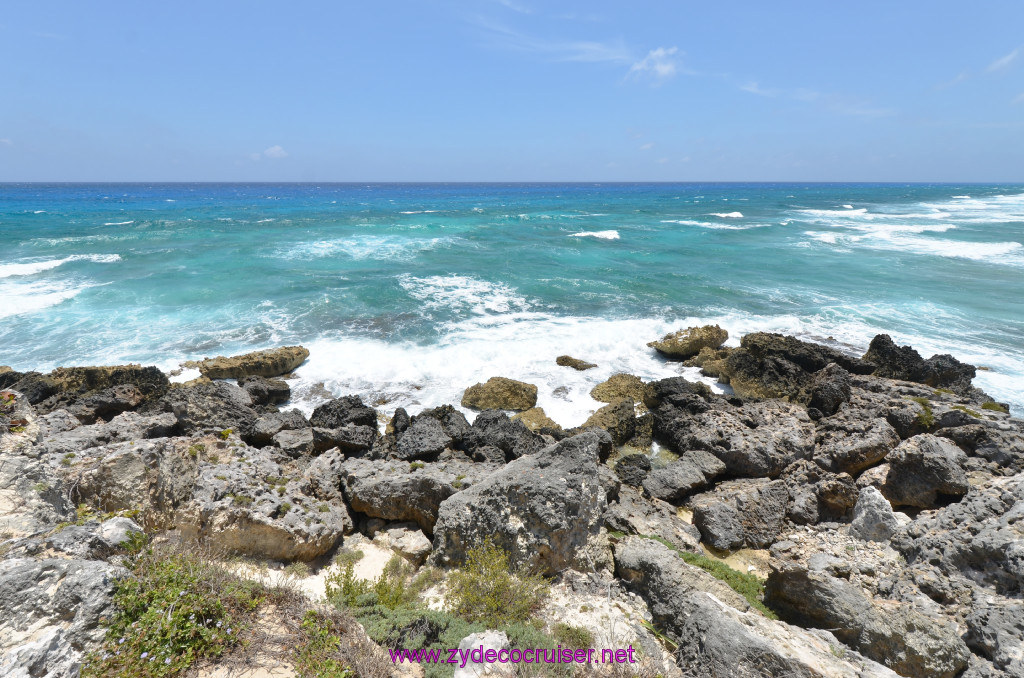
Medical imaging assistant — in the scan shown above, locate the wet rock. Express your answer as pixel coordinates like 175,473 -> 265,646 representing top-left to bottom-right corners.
849,487 -> 899,542
555,355 -> 597,371
590,373 -> 648,405
186,345 -> 309,379
431,432 -> 608,574
582,399 -> 636,447
238,375 -> 291,406
647,324 -> 728,360
614,453 -> 652,486
691,478 -> 789,550
511,406 -> 562,432
460,376 -> 538,411
863,334 -> 976,393
766,561 -> 970,678
882,434 -> 969,508
641,450 -> 725,503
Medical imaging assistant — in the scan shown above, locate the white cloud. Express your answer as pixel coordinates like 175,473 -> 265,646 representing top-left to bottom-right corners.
740,81 -> 778,97
494,0 -> 532,14
639,142 -> 654,150
987,47 -> 1019,72
262,145 -> 288,159
0,138 -> 11,146
474,18 -> 632,64
629,46 -> 679,81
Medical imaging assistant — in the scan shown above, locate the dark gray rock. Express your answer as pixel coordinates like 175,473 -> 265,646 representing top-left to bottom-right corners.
159,381 -> 258,437
642,450 -> 725,503
246,408 -> 308,446
461,409 -> 543,461
431,432 -> 608,574
964,598 -> 1024,676
395,416 -> 453,460
238,375 -> 290,406
273,427 -> 314,456
691,478 -> 790,550
614,453 -> 652,486
814,414 -> 901,474
309,395 -> 378,430
863,334 -> 976,393
67,383 -> 145,424
603,486 -> 700,552
937,421 -> 1024,473
882,434 -> 969,508
312,424 -> 377,454
807,362 -> 852,416
780,459 -> 857,525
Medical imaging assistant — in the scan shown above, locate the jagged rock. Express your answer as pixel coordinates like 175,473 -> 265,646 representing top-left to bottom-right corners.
614,453 -> 652,486
849,487 -> 899,542
511,407 -> 562,431
35,410 -> 177,457
66,384 -> 145,424
0,558 -> 124,678
395,416 -> 453,460
555,355 -> 597,371
814,414 -> 901,474
387,406 -> 410,435
882,434 -> 969,508
309,395 -> 378,430
613,535 -> 751,617
603,487 -> 700,552
654,399 -> 814,478
273,427 -> 314,455
9,372 -> 59,404
643,376 -> 717,410
937,421 -> 1024,473
781,460 -> 857,525
964,598 -> 1024,676
460,377 -> 537,411
45,517 -> 144,559
808,363 -> 852,416
641,450 -> 725,503
582,399 -> 636,446
691,478 -> 789,550
373,524 -> 433,567
863,334 -> 976,393
431,432 -> 608,574
238,375 -> 291,405
673,591 -> 901,678
0,450 -> 74,538
340,457 -> 492,534
590,373 -> 648,405
22,364 -> 170,416
159,381 -> 258,436
647,324 -> 728,360
312,424 -> 377,454
892,472 -> 1024,593
246,408 -> 309,446
186,345 -> 309,379
766,561 -> 970,678
462,409 -> 543,461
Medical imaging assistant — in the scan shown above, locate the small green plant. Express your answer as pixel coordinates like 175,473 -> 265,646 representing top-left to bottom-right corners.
951,405 -> 981,418
452,474 -> 467,490
285,562 -> 311,579
32,482 -> 50,493
830,643 -> 847,659
218,429 -> 233,440
83,545 -> 263,677
909,397 -> 935,428
278,502 -> 292,515
318,503 -> 331,513
445,539 -> 549,628
982,401 -> 1009,413
187,443 -> 205,459
325,562 -> 370,608
409,461 -> 425,471
208,453 -> 221,464
229,493 -> 253,507
552,622 -> 594,649
61,452 -> 77,467
10,425 -> 26,433
333,548 -> 364,566
293,610 -> 354,678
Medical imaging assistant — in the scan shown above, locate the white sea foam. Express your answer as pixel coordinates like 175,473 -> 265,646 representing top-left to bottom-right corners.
103,220 -> 135,226
710,212 -> 744,218
0,254 -> 122,279
33,210 -> 46,214
842,205 -> 854,209
399,210 -> 439,214
568,230 -> 620,240
0,279 -> 88,319
256,218 -> 275,223
398,274 -> 531,316
661,219 -> 764,231
799,207 -> 869,218
277,235 -> 452,261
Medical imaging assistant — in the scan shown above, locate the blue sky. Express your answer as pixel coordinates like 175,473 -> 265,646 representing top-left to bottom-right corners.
1,1 -> 1022,181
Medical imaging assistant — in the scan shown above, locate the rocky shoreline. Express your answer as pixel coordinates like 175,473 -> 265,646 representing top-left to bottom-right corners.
1,328 -> 1022,677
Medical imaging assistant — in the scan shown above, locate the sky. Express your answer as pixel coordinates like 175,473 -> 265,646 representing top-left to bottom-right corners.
1,1 -> 1022,182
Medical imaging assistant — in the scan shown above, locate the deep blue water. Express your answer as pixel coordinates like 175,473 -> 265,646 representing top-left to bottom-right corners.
2,183 -> 1022,423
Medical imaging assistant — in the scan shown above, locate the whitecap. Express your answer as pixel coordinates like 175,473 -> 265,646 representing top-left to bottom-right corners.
710,212 -> 744,218
843,205 -> 854,209
0,278 -> 88,319
568,230 -> 620,240
398,274 -> 530,316
276,235 -> 451,261
103,220 -> 135,226
399,210 -> 439,214
0,254 -> 121,279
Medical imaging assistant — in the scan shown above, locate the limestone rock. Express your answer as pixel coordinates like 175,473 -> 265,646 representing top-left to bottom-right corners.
882,434 -> 969,508
187,345 -> 309,379
582,399 -> 636,446
850,487 -> 899,542
614,453 -> 652,486
555,355 -> 597,371
461,377 -> 537,411
158,381 -> 258,436
590,373 -> 648,405
641,450 -> 725,503
814,414 -> 901,474
863,334 -> 976,393
807,362 -> 852,416
603,486 -> 700,552
309,395 -> 378,430
462,409 -> 543,461
691,478 -> 790,550
647,324 -> 728,359
431,432 -> 608,574
964,597 -> 1024,676
238,375 -> 291,405
511,407 -> 562,432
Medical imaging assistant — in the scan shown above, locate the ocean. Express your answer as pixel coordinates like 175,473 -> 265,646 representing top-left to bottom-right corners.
2,182 -> 1022,422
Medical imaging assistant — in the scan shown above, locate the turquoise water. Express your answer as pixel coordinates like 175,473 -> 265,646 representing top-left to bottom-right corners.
2,183 -> 1022,423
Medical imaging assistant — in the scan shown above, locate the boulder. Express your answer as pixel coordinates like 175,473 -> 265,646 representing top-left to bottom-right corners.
462,409 -> 543,461
603,487 -> 700,552
881,434 -> 969,508
395,416 -> 453,460
647,324 -> 728,360
66,384 -> 145,424
247,408 -> 309,446
590,373 -> 648,405
614,453 -> 652,487
691,478 -> 789,550
814,414 -> 901,474
35,410 -> 177,458
373,524 -> 433,567
238,375 -> 291,405
309,395 -> 378,430
340,457 -> 493,534
964,598 -> 1024,676
863,334 -> 976,393
0,558 -> 124,678
8,372 -> 59,404
780,459 -> 857,525
807,363 -> 851,416
937,421 -> 1024,473
431,432 -> 608,574
849,487 -> 899,542
555,355 -> 597,371
461,377 -> 537,411
641,450 -> 725,503
158,381 -> 258,437
454,631 -> 512,678
312,425 -> 377,454
582,399 -> 636,446
766,561 -> 970,678
186,345 -> 309,379
511,407 -> 562,432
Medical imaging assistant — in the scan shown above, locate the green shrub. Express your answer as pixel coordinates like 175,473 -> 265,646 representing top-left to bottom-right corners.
909,397 -> 935,428
409,461 -> 425,471
325,556 -> 415,611
355,605 -> 484,678
333,548 -> 364,566
445,539 -> 549,628
218,429 -> 233,440
285,562 -> 311,579
951,405 -> 981,418
84,546 -> 263,677
229,494 -> 253,507
553,622 -> 594,649
982,401 -> 1009,413
293,610 -> 354,678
